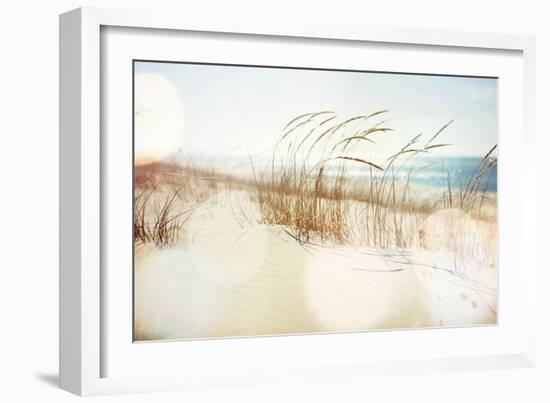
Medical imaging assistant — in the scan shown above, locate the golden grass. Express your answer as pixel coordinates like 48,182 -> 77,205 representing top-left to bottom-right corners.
133,162 -> 220,248
133,185 -> 189,247
133,111 -> 497,253
251,111 -> 497,250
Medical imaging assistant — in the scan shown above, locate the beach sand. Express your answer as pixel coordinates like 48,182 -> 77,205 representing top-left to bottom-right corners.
134,188 -> 497,341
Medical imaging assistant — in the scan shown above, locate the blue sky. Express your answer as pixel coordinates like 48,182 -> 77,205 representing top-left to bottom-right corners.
134,61 -> 497,162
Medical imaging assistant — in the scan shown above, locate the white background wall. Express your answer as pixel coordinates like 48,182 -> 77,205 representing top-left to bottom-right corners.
0,1 -> 547,401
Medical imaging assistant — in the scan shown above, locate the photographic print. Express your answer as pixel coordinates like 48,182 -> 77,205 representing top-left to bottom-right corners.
133,61 -> 498,342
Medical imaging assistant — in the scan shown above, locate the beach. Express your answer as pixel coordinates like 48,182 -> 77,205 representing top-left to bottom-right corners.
134,168 -> 497,341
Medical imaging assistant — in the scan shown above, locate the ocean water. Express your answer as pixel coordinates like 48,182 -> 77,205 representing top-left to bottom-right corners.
172,154 -> 497,193
360,157 -> 498,193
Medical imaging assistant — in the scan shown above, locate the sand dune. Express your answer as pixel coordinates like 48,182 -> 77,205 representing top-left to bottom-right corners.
134,190 -> 497,341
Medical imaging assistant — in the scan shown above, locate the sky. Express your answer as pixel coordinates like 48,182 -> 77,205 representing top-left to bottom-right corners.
134,61 -> 497,165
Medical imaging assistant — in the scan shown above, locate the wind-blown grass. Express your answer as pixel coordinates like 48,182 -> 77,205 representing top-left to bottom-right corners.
133,111 -> 497,254
133,162 -> 220,248
252,111 -> 497,250
134,185 -> 197,248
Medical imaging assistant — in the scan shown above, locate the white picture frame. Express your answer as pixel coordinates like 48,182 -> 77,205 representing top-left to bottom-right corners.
59,6 -> 537,396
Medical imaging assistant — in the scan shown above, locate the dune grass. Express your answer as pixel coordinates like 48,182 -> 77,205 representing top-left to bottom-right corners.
133,111 -> 497,253
133,162 -> 220,248
251,111 -> 497,250
133,185 -> 188,247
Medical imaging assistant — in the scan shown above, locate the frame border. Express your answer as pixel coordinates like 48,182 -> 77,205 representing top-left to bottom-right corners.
59,6 -> 537,396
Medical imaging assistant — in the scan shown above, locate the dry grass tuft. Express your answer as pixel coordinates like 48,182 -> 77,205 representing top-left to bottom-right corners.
133,112 -> 497,256
251,111 -> 496,250
133,162 -> 222,248
133,185 -> 193,248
